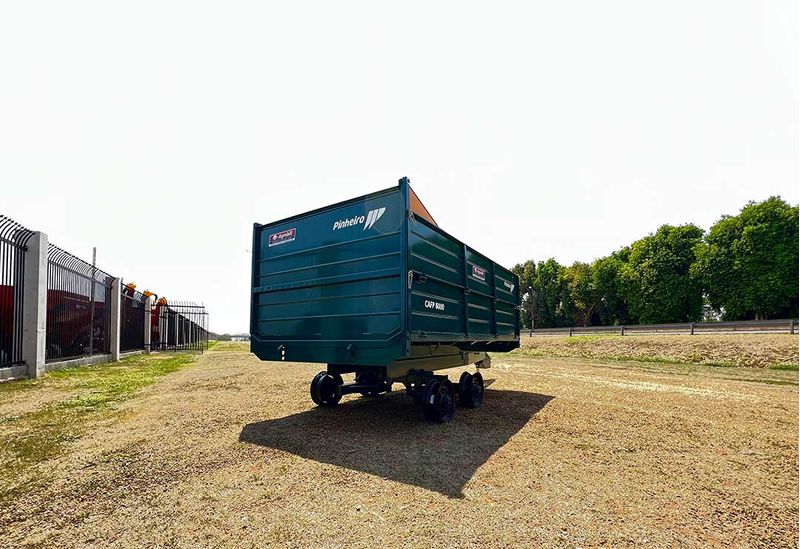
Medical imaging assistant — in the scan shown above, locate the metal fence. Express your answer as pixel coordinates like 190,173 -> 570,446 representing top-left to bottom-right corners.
522,318 -> 798,337
46,245 -> 114,362
0,216 -> 34,367
120,285 -> 147,352
152,300 -> 208,352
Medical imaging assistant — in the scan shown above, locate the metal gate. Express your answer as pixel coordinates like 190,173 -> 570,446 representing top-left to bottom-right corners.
0,216 -> 34,368
151,300 -> 208,352
46,245 -> 113,362
120,284 -> 147,352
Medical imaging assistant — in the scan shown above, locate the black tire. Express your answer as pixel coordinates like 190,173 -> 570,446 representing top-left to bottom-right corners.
458,371 -> 485,408
310,371 -> 342,407
422,380 -> 455,423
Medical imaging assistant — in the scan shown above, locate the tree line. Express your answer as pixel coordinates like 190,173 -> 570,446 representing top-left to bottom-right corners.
512,197 -> 799,329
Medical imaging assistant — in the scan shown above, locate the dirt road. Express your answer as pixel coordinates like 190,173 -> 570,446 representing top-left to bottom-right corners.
1,344 -> 797,547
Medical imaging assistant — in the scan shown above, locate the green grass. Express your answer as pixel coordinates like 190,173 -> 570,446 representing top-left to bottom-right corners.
208,341 -> 248,352
770,363 -> 799,371
0,376 -> 44,397
0,353 -> 197,500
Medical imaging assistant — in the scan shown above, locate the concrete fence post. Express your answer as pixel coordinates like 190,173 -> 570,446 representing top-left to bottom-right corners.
568,327 -> 573,337
109,278 -> 121,361
620,326 -> 625,336
690,322 -> 695,335
143,296 -> 153,353
791,319 -> 796,335
21,231 -> 48,379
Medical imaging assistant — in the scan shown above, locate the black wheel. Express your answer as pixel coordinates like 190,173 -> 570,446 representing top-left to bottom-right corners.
458,371 -> 484,408
422,380 -> 455,423
310,371 -> 342,407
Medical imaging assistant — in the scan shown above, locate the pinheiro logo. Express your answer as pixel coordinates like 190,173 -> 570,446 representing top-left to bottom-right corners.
363,207 -> 386,230
332,207 -> 386,231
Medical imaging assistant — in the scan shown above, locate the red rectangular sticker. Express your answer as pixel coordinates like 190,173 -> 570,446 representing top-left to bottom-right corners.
472,265 -> 486,282
268,228 -> 296,247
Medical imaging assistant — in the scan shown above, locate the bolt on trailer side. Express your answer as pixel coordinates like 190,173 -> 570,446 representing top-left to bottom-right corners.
250,178 -> 520,422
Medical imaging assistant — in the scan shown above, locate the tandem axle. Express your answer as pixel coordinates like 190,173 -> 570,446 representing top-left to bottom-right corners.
309,356 -> 490,423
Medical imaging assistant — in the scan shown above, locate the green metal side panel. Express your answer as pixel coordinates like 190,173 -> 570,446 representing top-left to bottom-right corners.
250,178 -> 520,368
407,217 -> 520,351
250,185 -> 407,366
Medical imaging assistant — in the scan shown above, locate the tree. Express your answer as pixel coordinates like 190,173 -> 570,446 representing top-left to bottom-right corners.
512,260 -> 536,328
694,197 -> 799,320
592,253 -> 630,325
620,224 -> 704,324
563,262 -> 598,326
532,258 -> 569,328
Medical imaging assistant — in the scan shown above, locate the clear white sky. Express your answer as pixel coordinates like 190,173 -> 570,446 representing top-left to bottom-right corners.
1,1 -> 797,333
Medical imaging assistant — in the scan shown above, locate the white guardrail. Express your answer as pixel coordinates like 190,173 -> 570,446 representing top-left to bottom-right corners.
521,319 -> 798,336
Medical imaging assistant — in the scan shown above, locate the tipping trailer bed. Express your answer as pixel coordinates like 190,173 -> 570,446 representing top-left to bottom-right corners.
250,177 -> 520,422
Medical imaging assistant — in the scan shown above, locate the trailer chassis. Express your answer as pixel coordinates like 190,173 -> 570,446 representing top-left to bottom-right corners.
310,352 -> 490,423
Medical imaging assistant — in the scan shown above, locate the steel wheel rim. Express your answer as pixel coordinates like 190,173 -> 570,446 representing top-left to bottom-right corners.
436,384 -> 454,421
471,377 -> 484,406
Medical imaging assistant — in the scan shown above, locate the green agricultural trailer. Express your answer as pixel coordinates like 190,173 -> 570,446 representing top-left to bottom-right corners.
250,178 -> 520,422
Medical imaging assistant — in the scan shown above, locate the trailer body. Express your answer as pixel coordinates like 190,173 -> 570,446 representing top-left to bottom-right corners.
250,178 -> 519,388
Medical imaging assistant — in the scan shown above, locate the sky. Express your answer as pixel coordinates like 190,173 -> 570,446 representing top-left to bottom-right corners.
1,1 -> 797,333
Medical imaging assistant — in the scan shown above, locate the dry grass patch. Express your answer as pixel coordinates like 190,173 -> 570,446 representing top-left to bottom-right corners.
0,344 -> 797,547
519,333 -> 799,368
0,353 -> 197,506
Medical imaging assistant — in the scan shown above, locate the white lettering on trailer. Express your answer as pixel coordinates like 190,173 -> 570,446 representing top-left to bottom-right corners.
332,216 -> 365,230
424,300 -> 445,311
332,207 -> 386,231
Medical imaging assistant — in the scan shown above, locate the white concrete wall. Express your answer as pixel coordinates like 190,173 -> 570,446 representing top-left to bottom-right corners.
109,278 -> 121,361
144,296 -> 153,353
21,231 -> 48,379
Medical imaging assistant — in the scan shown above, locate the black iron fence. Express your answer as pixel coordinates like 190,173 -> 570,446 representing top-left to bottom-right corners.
121,285 -> 147,352
46,245 -> 113,362
152,300 -> 209,352
0,216 -> 34,368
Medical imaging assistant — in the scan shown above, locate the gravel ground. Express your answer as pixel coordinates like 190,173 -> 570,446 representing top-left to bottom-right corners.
520,334 -> 799,368
1,343 -> 797,548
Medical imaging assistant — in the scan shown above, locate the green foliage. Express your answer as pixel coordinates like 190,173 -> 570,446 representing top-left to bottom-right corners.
514,197 -> 798,328
534,258 -> 569,328
512,260 -> 536,328
513,258 -> 575,329
694,197 -> 799,320
562,262 -> 597,327
620,224 -> 704,323
592,254 -> 630,325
